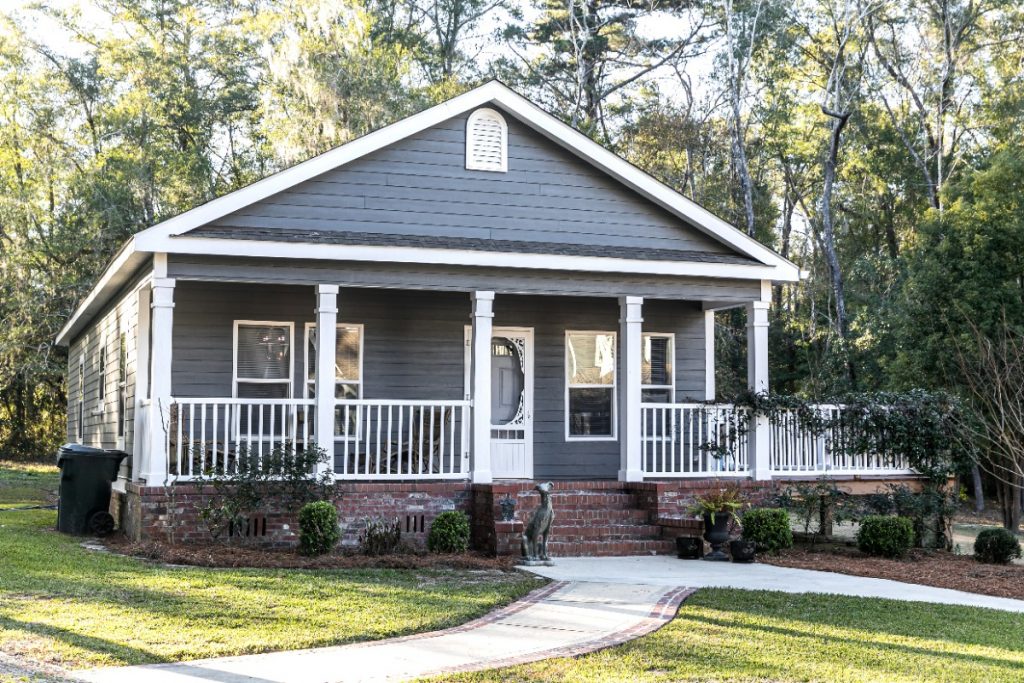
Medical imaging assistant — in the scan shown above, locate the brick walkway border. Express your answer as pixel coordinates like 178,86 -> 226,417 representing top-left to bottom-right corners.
340,581 -> 693,677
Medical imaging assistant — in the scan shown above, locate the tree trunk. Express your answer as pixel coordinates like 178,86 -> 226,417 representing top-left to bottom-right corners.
819,106 -> 854,385
971,463 -> 985,513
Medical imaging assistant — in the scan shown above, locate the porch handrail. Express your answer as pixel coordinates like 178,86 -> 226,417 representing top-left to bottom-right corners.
167,397 -> 315,479
640,402 -> 750,478
335,398 -> 471,480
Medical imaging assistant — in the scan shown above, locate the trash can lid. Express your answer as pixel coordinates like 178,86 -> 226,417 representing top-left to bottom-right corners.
58,443 -> 112,457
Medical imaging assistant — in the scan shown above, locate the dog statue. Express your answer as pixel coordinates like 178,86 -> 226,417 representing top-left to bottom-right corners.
521,482 -> 555,566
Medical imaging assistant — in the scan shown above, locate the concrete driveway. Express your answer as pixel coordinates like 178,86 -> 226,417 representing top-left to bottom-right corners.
522,555 -> 1024,613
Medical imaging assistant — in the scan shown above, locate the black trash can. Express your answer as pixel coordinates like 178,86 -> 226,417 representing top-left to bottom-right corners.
56,444 -> 128,536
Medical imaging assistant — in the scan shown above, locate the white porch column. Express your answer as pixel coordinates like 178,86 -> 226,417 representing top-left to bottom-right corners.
618,296 -> 644,482
470,291 -> 494,484
315,285 -> 339,476
746,292 -> 771,480
141,277 -> 174,484
704,309 -> 716,401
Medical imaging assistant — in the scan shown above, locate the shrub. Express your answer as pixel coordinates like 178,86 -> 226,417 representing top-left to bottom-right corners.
427,511 -> 471,553
974,528 -> 1022,565
298,501 -> 339,556
857,515 -> 915,558
358,517 -> 402,556
742,508 -> 793,553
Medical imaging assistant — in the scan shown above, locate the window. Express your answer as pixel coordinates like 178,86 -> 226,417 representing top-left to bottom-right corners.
642,333 -> 675,403
233,321 -> 294,398
305,323 -> 363,437
465,108 -> 508,172
565,331 -> 616,439
76,354 -> 84,441
117,332 -> 128,439
97,341 -> 107,403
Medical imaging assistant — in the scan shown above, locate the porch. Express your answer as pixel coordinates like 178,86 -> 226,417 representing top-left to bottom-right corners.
130,279 -> 915,486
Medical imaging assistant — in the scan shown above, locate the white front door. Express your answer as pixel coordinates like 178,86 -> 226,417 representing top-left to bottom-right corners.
465,327 -> 534,479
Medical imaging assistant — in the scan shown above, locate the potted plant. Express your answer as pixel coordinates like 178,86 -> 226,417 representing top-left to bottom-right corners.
690,487 -> 744,561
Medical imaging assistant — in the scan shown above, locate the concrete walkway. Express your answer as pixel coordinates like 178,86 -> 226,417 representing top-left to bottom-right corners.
75,581 -> 691,683
523,556 -> 1024,613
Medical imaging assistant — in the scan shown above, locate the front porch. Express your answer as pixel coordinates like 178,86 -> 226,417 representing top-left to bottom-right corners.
131,278 -> 915,487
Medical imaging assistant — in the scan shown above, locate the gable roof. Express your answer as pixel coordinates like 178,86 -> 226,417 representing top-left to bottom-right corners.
57,81 -> 802,346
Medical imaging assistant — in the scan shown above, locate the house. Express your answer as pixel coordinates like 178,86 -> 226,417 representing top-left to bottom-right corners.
57,81 -> 916,554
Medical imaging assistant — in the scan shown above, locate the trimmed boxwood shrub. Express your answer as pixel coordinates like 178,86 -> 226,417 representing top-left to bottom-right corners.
427,511 -> 470,553
974,528 -> 1022,564
298,501 -> 339,556
741,508 -> 793,553
857,515 -> 914,558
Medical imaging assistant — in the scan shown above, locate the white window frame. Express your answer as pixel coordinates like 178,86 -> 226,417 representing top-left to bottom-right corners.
304,322 -> 363,442
77,352 -> 85,442
97,336 -> 108,406
642,332 -> 675,403
232,320 -> 295,398
303,322 -> 364,399
117,330 -> 128,445
564,330 -> 618,441
465,107 -> 508,173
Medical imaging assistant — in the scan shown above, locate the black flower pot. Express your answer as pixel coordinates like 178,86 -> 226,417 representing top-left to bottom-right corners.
729,539 -> 757,563
676,536 -> 704,560
702,512 -> 731,561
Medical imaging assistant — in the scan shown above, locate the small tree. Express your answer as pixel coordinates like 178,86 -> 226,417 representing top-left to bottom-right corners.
953,320 -> 1024,531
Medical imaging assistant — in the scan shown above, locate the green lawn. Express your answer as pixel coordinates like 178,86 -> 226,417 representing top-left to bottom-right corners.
435,589 -> 1024,683
0,462 -> 540,670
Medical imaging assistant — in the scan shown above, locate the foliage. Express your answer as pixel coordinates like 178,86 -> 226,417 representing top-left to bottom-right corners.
741,508 -> 793,554
298,500 -> 340,556
974,528 -> 1022,565
689,486 -> 745,526
0,463 -> 540,669
434,589 -> 1024,683
194,444 -> 332,543
856,515 -> 915,559
862,484 -> 959,550
358,516 -> 402,555
771,478 -> 855,540
740,390 -> 968,484
427,510 -> 471,553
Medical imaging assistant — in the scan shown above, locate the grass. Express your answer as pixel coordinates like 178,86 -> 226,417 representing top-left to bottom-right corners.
0,462 -> 541,670
434,589 -> 1024,683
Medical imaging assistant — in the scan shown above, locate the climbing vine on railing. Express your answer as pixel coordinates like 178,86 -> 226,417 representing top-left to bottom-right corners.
702,390 -> 968,482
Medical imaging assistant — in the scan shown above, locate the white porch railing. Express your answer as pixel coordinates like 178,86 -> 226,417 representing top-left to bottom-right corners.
769,405 -> 914,476
335,399 -> 470,480
641,402 -> 916,479
164,397 -> 470,481
168,398 -> 315,478
640,403 -> 750,477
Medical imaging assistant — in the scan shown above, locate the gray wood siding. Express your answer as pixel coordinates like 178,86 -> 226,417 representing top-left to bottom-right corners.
167,255 -> 763,303
66,274 -> 143,476
206,108 -> 737,255
171,282 -> 707,479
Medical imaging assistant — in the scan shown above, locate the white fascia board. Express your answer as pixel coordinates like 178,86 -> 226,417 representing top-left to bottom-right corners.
55,238 -> 145,347
152,236 -> 800,281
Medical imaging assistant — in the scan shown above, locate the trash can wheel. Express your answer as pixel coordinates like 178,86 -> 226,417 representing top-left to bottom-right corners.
88,510 -> 115,537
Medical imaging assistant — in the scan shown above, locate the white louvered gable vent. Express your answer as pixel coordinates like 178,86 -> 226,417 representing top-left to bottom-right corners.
465,108 -> 508,172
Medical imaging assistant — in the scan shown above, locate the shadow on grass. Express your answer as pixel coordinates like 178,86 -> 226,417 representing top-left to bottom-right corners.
0,614 -> 165,666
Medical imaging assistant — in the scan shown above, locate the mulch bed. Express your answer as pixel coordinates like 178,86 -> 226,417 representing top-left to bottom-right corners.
762,543 -> 1024,601
104,535 -> 519,571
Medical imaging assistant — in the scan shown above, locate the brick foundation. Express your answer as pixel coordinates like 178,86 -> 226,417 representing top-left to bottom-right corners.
117,475 -> 923,556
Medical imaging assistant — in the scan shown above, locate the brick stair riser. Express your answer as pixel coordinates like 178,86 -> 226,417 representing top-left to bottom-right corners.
545,509 -> 649,523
